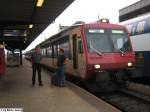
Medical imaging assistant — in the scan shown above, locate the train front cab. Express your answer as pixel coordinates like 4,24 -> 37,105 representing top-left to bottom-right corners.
79,22 -> 136,82
68,23 -> 135,91
0,45 -> 5,77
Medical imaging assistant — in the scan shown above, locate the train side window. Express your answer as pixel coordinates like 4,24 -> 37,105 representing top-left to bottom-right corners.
78,39 -> 83,54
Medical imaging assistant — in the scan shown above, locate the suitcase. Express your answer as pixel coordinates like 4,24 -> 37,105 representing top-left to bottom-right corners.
51,73 -> 64,87
51,73 -> 56,85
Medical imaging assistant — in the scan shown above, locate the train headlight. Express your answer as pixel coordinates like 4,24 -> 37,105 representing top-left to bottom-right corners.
94,64 -> 101,69
127,62 -> 132,67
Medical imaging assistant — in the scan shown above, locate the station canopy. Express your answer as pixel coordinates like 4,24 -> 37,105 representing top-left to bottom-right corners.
119,0 -> 150,22
0,0 -> 74,50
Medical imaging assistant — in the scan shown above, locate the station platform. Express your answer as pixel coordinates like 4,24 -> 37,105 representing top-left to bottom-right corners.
0,59 -> 120,112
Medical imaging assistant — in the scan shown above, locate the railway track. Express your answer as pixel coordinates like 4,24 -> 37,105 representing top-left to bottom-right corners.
96,81 -> 150,112
68,75 -> 150,112
97,89 -> 150,112
126,81 -> 150,96
130,76 -> 150,85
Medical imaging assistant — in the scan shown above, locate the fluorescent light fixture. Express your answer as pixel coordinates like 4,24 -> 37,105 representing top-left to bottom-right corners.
36,0 -> 44,7
29,24 -> 33,29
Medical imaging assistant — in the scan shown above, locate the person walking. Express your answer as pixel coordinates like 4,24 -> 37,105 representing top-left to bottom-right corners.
56,48 -> 68,87
31,46 -> 43,87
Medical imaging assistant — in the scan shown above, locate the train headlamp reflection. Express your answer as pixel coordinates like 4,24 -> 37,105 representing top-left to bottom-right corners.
94,64 -> 101,69
127,62 -> 132,67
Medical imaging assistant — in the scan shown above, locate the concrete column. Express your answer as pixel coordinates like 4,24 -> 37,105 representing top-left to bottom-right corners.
20,49 -> 22,65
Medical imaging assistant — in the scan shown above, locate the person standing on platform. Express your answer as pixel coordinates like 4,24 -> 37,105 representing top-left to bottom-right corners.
31,46 -> 43,87
56,48 -> 68,87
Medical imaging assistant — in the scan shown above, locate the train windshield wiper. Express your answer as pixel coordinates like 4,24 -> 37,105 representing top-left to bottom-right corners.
118,49 -> 125,55
90,44 -> 102,56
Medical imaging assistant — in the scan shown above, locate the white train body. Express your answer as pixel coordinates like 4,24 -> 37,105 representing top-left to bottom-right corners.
120,13 -> 150,74
120,13 -> 150,52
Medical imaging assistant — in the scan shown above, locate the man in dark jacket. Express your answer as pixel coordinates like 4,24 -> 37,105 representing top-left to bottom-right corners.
56,48 -> 68,86
31,46 -> 43,86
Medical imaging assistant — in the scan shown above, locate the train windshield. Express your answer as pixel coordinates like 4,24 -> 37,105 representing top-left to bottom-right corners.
85,29 -> 132,53
110,30 -> 132,52
86,29 -> 113,53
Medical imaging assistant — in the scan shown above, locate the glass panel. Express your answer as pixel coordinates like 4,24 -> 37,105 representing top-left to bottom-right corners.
85,29 -> 132,53
78,39 -> 83,53
86,29 -> 113,53
111,30 -> 132,52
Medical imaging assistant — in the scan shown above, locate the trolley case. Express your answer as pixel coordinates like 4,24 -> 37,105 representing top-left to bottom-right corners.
51,73 -> 56,84
51,73 -> 59,86
51,73 -> 64,87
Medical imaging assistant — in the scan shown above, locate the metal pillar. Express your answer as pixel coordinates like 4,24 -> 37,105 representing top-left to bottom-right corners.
20,49 -> 22,65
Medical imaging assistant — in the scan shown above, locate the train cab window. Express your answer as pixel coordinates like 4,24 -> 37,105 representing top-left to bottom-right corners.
78,39 -> 83,54
111,30 -> 132,52
86,29 -> 112,53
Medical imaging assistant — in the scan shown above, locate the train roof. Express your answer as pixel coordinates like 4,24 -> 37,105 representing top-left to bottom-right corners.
119,13 -> 150,36
39,22 -> 127,47
39,25 -> 79,47
120,13 -> 150,25
84,22 -> 126,29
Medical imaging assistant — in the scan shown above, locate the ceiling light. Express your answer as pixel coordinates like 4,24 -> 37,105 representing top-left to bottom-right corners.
36,0 -> 44,7
29,24 -> 33,29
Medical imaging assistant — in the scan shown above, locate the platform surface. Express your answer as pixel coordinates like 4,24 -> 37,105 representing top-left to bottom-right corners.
0,59 -> 120,112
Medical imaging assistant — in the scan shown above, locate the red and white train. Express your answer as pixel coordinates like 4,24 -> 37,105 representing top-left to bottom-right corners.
26,19 -> 136,90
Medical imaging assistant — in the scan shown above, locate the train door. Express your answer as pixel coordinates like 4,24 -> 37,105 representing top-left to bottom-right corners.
77,38 -> 86,78
72,34 -> 86,78
73,35 -> 78,69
